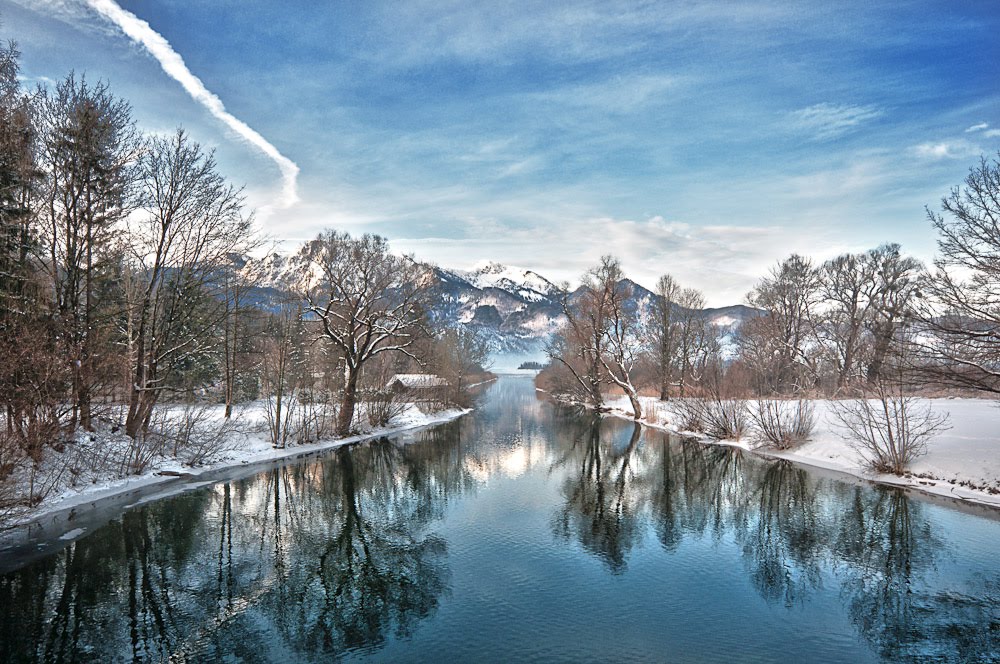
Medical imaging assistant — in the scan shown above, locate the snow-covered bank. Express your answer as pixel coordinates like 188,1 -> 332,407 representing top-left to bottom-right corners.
2,403 -> 471,535
600,394 -> 1000,510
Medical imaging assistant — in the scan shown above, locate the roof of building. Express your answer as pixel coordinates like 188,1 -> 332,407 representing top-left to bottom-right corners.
386,373 -> 448,388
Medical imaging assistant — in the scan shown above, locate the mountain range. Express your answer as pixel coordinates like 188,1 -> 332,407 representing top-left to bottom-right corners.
252,255 -> 759,358
416,261 -> 758,355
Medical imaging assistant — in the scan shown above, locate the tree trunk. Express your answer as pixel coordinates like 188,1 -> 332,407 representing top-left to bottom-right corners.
868,326 -> 893,385
77,378 -> 91,431
223,288 -> 238,419
337,367 -> 359,437
587,357 -> 603,408
838,348 -> 853,389
125,387 -> 156,439
627,390 -> 642,421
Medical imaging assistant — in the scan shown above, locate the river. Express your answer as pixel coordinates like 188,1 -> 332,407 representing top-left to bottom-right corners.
1,375 -> 998,662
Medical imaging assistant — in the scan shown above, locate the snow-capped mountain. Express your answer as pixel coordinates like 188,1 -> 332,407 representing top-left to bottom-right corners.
458,262 -> 563,303
419,265 -> 760,356
420,263 -> 564,353
245,253 -> 759,357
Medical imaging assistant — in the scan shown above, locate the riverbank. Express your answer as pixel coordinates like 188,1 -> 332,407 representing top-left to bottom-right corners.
597,394 -> 1000,510
1,403 -> 472,534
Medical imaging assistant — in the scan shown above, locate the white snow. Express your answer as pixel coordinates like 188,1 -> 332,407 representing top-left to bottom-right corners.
461,261 -> 561,299
710,314 -> 738,327
5,402 -> 471,529
385,373 -> 448,388
602,394 -> 1000,509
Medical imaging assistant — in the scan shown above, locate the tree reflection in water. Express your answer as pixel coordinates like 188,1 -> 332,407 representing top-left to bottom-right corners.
740,460 -> 822,607
837,487 -> 1000,662
552,418 -> 646,573
0,430 -> 471,662
0,386 -> 998,662
557,416 -> 1000,661
0,491 -> 214,662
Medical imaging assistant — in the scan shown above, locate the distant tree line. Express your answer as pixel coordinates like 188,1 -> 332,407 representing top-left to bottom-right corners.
0,35 -> 489,512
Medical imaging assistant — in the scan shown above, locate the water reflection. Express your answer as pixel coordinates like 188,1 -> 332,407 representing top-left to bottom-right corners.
552,418 -> 646,573
563,415 -> 1000,661
0,431 -> 474,662
0,377 -> 998,662
741,461 -> 823,607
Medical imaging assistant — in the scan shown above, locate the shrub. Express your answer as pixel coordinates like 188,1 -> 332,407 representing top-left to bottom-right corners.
669,397 -> 749,440
830,387 -> 949,474
667,398 -> 705,433
145,403 -> 246,467
701,398 -> 750,440
751,399 -> 815,449
365,388 -> 408,428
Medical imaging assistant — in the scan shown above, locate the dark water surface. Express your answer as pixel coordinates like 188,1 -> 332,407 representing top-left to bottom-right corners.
1,376 -> 999,662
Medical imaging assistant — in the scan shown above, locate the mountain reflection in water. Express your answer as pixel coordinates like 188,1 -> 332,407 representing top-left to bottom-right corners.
1,376 -> 998,663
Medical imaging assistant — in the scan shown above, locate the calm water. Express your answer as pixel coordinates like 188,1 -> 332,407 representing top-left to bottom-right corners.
1,376 -> 999,663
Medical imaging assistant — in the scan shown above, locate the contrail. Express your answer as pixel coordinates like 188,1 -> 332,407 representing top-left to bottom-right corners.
85,0 -> 300,208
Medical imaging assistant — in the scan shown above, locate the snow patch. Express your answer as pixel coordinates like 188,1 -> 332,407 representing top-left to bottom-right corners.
600,394 -> 1000,509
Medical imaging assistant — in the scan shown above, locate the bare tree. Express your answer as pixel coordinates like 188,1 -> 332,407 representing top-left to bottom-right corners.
429,325 -> 491,407
122,129 -> 253,438
675,286 -> 711,397
220,255 -> 266,417
592,257 -> 643,420
915,154 -> 1000,394
547,266 -> 614,409
864,244 -> 923,385
37,73 -> 141,430
651,274 -> 680,400
261,305 -> 303,448
820,252 -> 877,390
296,232 -> 427,437
741,254 -> 821,394
830,372 -> 949,474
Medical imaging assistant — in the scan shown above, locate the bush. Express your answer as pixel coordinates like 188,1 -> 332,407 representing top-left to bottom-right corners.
702,398 -> 750,440
669,397 -> 749,440
144,403 -> 246,467
666,398 -> 705,433
751,399 -> 815,449
830,388 -> 949,474
296,391 -> 338,443
365,388 -> 408,428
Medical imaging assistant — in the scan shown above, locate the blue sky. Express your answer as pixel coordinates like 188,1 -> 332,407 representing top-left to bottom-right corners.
3,0 -> 998,304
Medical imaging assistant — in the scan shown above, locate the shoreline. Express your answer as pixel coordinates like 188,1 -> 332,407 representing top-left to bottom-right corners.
0,407 -> 471,568
541,389 -> 1000,513
603,406 -> 1000,513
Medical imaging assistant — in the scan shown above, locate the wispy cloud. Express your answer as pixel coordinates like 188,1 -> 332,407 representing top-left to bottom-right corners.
530,73 -> 684,113
913,140 -> 981,160
788,102 -> 884,140
83,0 -> 300,208
965,122 -> 989,133
16,73 -> 56,87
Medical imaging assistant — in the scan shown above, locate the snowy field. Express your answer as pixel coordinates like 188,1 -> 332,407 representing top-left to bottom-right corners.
3,402 -> 471,530
604,394 -> 1000,509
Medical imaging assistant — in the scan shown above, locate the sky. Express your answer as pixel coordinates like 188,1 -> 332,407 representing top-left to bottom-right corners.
2,0 -> 998,305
